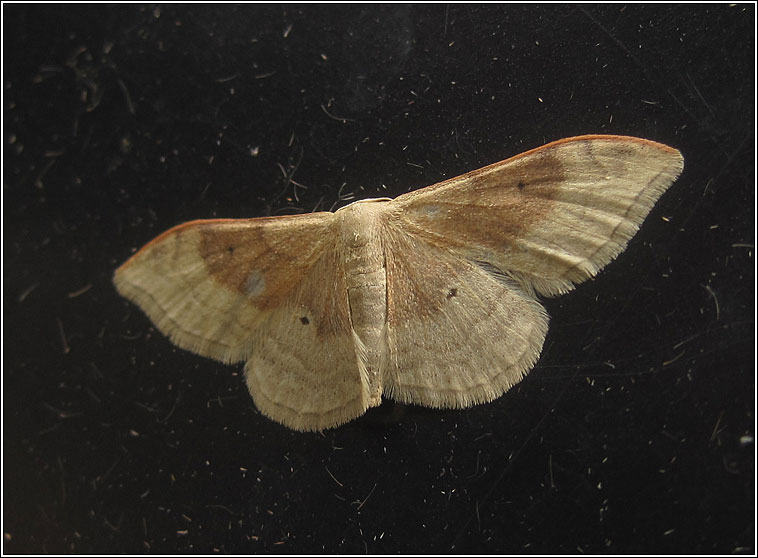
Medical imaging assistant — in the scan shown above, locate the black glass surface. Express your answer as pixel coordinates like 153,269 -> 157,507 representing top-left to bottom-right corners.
4,4 -> 754,554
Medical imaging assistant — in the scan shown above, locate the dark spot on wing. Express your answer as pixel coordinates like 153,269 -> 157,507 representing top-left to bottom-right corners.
446,288 -> 458,299
300,316 -> 310,325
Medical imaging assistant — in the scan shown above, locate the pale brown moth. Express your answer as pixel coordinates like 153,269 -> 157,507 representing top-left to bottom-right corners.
114,135 -> 684,431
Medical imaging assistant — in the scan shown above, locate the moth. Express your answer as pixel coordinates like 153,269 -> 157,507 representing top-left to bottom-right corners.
114,135 -> 683,431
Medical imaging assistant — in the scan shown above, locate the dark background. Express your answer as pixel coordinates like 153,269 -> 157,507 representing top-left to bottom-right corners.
3,4 -> 754,554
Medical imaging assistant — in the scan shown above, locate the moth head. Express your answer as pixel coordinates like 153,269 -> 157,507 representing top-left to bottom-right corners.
335,197 -> 392,213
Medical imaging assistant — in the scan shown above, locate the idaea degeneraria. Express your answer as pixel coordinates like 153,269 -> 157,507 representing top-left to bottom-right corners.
114,134 -> 684,431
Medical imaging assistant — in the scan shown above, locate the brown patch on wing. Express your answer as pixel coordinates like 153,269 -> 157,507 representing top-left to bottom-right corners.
384,228 -> 473,324
194,214 -> 334,311
298,245 -> 352,340
389,134 -> 682,253
386,135 -> 683,297
393,147 -> 567,254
